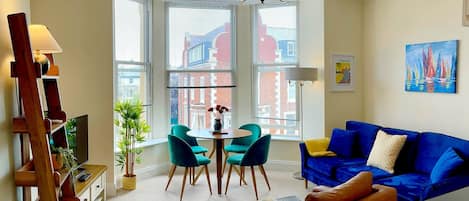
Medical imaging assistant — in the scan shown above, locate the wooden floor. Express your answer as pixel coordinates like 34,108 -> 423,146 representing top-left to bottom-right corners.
109,169 -> 310,201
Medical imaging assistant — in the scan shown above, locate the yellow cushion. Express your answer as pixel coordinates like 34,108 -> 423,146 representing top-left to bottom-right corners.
367,130 -> 407,174
304,138 -> 337,157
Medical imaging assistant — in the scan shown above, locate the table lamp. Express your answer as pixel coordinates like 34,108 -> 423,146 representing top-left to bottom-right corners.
28,24 -> 62,74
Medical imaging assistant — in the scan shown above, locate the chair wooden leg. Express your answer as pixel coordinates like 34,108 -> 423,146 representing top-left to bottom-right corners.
240,166 -> 244,186
305,179 -> 308,189
233,166 -> 248,185
192,167 -> 195,185
165,165 -> 177,191
222,152 -> 229,174
225,164 -> 233,195
204,165 -> 212,195
189,167 -> 193,185
250,166 -> 259,201
193,166 -> 203,184
180,167 -> 189,201
259,165 -> 271,191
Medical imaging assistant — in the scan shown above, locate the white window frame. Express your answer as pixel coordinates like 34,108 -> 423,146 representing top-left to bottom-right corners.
165,3 -> 237,128
113,0 -> 153,139
252,3 -> 300,138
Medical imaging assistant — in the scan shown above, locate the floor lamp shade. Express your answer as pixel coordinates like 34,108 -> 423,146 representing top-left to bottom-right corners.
285,68 -> 318,82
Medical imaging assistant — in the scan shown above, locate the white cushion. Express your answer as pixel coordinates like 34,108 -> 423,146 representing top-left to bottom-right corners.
367,130 -> 407,174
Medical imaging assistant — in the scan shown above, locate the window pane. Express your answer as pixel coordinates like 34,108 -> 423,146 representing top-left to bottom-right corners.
260,119 -> 298,136
168,7 -> 232,70
115,0 -> 145,62
170,88 -> 232,129
168,72 -> 234,88
256,6 -> 297,64
116,64 -> 149,104
257,67 -> 298,136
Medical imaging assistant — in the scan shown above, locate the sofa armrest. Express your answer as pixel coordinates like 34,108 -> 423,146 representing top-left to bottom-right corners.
358,184 -> 397,201
299,142 -> 308,170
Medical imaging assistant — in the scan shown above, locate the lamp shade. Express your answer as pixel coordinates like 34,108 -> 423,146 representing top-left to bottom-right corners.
285,67 -> 318,82
28,24 -> 62,54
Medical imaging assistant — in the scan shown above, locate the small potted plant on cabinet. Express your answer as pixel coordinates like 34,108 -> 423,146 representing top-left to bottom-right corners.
114,100 -> 150,190
50,144 -> 77,170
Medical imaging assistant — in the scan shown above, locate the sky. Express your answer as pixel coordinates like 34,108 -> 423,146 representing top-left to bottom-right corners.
114,0 -> 297,68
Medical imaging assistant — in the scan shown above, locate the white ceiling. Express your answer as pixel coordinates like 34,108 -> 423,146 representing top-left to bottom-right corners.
163,0 -> 296,6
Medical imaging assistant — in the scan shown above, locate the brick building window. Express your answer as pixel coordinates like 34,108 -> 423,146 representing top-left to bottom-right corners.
253,4 -> 299,137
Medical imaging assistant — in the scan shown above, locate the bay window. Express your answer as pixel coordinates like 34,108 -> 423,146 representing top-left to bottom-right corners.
253,4 -> 299,137
166,5 -> 235,129
114,0 -> 152,137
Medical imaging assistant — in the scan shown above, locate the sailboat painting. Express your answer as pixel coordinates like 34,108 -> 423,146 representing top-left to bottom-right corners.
406,40 -> 458,93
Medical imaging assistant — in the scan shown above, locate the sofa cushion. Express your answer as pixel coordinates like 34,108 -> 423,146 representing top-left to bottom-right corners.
335,165 -> 393,183
306,156 -> 366,177
376,173 -> 432,201
346,121 -> 381,158
328,128 -> 357,157
367,130 -> 407,174
415,132 -> 469,174
381,127 -> 420,174
430,147 -> 465,184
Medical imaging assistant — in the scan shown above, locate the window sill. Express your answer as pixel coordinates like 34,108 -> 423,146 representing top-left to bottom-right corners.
114,138 -> 168,153
271,135 -> 302,142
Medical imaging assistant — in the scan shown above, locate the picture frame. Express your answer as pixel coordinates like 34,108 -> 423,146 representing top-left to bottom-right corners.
330,54 -> 355,91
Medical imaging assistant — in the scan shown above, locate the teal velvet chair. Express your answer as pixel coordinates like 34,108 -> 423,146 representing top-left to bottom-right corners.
171,125 -> 208,155
165,135 -> 212,201
223,123 -> 262,173
225,134 -> 271,200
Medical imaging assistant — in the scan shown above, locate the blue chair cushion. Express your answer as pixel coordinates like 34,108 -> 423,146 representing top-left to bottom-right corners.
191,146 -> 208,154
335,165 -> 393,183
196,154 -> 210,165
328,128 -> 357,157
346,121 -> 381,158
376,173 -> 432,201
306,157 -> 366,177
227,154 -> 244,165
225,144 -> 249,153
430,147 -> 465,184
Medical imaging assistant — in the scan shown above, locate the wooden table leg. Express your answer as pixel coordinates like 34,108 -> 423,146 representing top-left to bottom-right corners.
216,139 -> 223,194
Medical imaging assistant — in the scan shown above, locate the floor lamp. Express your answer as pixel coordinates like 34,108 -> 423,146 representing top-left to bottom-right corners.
285,67 -> 318,180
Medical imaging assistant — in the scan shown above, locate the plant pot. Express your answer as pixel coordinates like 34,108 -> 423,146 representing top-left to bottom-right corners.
51,154 -> 63,170
122,175 -> 137,190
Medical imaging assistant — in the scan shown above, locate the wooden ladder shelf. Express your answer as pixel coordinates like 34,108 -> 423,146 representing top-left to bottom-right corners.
8,13 -> 79,201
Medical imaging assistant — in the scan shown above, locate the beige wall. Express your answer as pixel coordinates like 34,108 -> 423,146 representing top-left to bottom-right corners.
363,0 -> 469,199
0,0 -> 30,200
324,0 -> 364,136
30,0 -> 115,195
363,0 -> 469,137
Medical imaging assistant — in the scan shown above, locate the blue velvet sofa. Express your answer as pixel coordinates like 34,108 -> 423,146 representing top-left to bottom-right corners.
300,121 -> 469,201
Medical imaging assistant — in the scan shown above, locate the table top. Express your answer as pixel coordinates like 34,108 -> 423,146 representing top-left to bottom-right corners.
187,128 -> 251,140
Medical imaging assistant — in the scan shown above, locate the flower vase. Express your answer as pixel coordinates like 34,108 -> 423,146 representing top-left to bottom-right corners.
214,119 -> 222,132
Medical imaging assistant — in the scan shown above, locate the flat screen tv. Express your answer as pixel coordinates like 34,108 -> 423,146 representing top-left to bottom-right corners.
66,114 -> 89,167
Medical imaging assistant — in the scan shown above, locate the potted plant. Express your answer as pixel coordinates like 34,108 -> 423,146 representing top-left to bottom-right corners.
50,144 -> 77,170
114,100 -> 150,190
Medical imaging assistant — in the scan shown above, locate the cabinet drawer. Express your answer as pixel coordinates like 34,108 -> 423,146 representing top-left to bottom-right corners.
78,188 -> 90,201
90,174 -> 104,200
